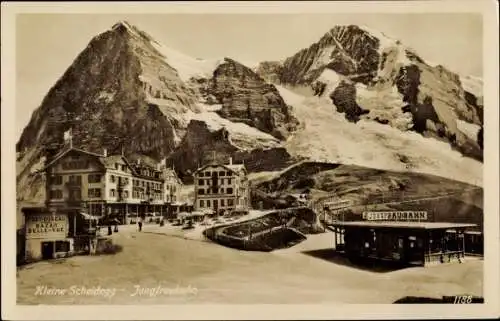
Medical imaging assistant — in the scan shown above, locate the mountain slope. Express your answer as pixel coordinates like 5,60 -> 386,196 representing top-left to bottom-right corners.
16,21 -> 483,208
16,21 -> 298,203
258,25 -> 483,162
276,85 -> 482,186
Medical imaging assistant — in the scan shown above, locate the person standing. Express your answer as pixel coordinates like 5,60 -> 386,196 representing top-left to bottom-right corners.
138,216 -> 143,232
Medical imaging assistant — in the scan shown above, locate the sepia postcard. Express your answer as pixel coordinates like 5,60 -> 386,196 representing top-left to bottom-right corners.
2,1 -> 499,320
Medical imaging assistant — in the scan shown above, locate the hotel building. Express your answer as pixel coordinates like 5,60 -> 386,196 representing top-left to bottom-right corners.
193,158 -> 250,214
43,145 -> 182,222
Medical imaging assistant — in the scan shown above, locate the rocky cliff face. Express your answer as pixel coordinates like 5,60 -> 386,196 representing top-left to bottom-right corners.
166,120 -> 297,183
17,21 -> 199,158
196,58 -> 299,140
16,21 -> 201,202
258,25 -> 483,161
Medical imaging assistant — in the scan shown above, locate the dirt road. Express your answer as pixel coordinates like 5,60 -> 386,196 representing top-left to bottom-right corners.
17,226 -> 483,304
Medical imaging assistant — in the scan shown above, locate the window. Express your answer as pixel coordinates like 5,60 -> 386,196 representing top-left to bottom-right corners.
68,175 -> 80,183
219,171 -> 225,176
115,163 -> 119,170
206,200 -> 211,207
198,189 -> 205,195
88,188 -> 102,198
220,188 -> 224,194
122,165 -> 126,171
123,191 -> 129,198
50,175 -> 63,185
110,189 -> 116,197
110,175 -> 115,183
228,199 -> 234,206
88,174 -> 101,183
227,178 -> 232,185
213,199 -> 218,207
212,187 -> 218,194
49,189 -> 63,199
204,171 -> 210,177
200,200 -> 205,208
221,199 -> 225,207
227,171 -> 232,176
198,179 -> 204,185
227,188 -> 233,194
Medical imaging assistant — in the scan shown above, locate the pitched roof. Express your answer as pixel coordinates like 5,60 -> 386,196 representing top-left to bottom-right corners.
194,163 -> 246,175
42,146 -> 104,171
99,155 -> 133,170
328,221 -> 477,230
227,164 -> 245,172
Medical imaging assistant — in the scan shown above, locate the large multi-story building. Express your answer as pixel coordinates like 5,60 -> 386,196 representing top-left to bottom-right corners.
193,157 -> 250,214
43,145 -> 182,223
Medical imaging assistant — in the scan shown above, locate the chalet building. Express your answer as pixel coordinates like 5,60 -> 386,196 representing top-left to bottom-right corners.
193,157 -> 251,214
42,145 -> 182,223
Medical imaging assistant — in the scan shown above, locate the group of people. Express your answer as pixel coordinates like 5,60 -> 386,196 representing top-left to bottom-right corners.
136,215 -> 166,232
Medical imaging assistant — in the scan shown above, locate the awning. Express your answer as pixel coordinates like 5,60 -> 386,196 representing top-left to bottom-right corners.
79,212 -> 103,220
190,211 -> 207,217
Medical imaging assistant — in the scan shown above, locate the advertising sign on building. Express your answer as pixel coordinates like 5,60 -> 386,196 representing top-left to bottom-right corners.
362,211 -> 428,221
25,214 -> 68,239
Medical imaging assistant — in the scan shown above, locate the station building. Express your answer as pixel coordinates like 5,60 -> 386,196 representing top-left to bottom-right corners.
328,211 -> 478,266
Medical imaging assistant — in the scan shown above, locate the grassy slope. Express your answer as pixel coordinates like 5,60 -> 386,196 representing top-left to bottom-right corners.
252,162 -> 483,230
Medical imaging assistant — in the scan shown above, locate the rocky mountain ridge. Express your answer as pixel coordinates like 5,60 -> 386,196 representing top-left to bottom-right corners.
16,21 -> 300,203
257,25 -> 483,161
16,21 -> 483,205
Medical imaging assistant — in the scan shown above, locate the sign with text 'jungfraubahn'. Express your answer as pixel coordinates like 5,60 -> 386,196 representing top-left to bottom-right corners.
362,211 -> 428,221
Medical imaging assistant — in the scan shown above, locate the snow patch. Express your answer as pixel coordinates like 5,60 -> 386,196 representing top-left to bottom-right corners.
96,91 -> 115,103
316,69 -> 344,96
274,85 -> 306,106
150,41 -> 222,82
456,119 -> 481,142
358,25 -> 397,53
282,87 -> 482,186
459,75 -> 483,98
185,103 -> 280,150
310,47 -> 335,71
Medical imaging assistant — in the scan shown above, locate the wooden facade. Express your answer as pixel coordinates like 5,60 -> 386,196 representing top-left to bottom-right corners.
329,221 -> 477,266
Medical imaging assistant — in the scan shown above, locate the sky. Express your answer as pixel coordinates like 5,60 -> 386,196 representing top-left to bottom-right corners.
15,13 -> 483,139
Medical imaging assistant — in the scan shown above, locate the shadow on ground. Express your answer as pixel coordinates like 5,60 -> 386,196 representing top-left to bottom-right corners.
301,249 -> 409,273
393,296 -> 484,304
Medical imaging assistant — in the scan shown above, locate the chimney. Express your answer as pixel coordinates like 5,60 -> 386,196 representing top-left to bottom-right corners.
229,157 -> 232,165
103,148 -> 107,157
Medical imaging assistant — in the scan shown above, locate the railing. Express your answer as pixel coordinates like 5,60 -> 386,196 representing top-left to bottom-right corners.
65,181 -> 82,187
117,180 -> 128,187
425,251 -> 465,264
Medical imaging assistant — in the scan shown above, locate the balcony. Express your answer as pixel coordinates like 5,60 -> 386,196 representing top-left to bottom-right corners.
65,181 -> 82,187
66,197 -> 83,208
